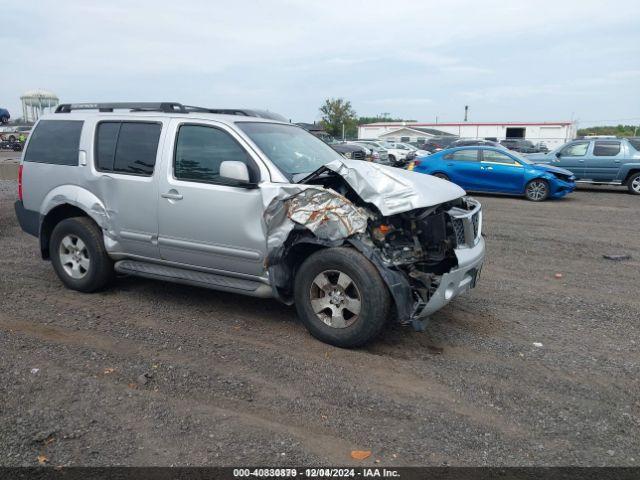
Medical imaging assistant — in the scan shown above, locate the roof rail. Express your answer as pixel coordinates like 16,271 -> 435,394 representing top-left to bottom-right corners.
55,102 -> 186,113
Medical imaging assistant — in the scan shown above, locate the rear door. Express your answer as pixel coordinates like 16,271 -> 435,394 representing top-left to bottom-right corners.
156,119 -> 267,277
583,140 -> 624,181
554,141 -> 588,177
441,149 -> 482,189
479,149 -> 525,193
92,120 -> 164,259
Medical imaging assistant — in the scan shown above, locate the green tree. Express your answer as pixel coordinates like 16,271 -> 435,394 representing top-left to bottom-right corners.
577,124 -> 640,137
319,98 -> 358,139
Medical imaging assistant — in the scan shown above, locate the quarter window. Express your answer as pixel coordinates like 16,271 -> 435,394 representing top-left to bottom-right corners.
482,150 -> 519,165
560,142 -> 588,157
24,120 -> 83,166
445,149 -> 479,162
95,122 -> 161,176
593,141 -> 621,157
174,125 -> 255,184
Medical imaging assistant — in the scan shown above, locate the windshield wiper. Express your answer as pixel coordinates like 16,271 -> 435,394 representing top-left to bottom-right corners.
294,165 -> 335,184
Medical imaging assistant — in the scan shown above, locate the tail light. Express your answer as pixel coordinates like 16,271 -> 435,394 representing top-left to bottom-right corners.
407,159 -> 422,171
18,164 -> 23,201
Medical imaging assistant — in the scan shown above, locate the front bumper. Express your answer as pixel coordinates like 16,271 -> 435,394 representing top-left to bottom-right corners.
416,235 -> 485,318
549,179 -> 576,199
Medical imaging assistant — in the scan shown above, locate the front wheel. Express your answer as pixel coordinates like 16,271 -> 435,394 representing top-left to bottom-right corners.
433,172 -> 450,181
525,178 -> 550,201
294,247 -> 390,348
627,172 -> 640,195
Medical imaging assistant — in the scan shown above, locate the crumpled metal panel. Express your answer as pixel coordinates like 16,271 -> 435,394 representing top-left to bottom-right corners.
287,188 -> 368,241
324,159 -> 466,216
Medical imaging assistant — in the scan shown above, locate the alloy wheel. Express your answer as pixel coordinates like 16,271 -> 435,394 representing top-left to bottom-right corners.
632,176 -> 640,194
309,270 -> 361,329
526,180 -> 548,201
59,234 -> 90,279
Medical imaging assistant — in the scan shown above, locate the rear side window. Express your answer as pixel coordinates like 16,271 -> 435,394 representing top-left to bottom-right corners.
95,122 -> 161,176
445,149 -> 479,162
593,141 -> 621,157
628,139 -> 640,151
24,120 -> 83,166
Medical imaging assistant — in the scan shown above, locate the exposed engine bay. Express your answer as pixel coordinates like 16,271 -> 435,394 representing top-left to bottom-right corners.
265,163 -> 483,325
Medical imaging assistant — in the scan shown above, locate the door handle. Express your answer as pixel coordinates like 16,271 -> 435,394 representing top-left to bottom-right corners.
161,191 -> 183,200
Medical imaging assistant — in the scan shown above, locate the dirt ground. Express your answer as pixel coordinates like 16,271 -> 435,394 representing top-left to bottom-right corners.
0,173 -> 639,467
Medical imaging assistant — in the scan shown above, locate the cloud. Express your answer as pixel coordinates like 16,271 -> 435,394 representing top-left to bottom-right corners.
2,0 -> 639,122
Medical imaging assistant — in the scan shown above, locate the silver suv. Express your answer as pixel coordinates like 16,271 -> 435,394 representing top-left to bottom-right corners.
14,102 -> 485,347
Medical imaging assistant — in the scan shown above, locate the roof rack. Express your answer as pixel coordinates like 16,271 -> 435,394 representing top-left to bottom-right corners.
54,103 -> 288,121
55,102 -> 187,113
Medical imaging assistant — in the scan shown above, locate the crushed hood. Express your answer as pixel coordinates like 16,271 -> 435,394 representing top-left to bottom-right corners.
324,159 -> 466,216
532,163 -> 574,176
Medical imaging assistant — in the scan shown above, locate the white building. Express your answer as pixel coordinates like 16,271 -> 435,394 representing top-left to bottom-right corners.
358,121 -> 576,150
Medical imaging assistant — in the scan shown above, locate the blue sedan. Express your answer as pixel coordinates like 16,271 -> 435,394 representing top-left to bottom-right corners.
408,146 -> 576,201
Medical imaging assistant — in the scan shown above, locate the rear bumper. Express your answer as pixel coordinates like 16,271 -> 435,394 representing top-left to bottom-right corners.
415,236 -> 486,318
14,200 -> 39,237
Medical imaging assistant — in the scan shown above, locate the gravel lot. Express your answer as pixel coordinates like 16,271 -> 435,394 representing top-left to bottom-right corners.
0,174 -> 639,467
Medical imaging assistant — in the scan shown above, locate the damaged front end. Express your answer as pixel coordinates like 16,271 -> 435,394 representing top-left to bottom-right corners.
263,159 -> 485,326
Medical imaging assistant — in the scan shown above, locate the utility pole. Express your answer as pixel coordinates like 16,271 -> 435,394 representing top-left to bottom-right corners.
342,123 -> 345,141
464,105 -> 469,122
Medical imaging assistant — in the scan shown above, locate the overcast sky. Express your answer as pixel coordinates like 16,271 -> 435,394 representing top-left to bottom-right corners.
3,0 -> 639,127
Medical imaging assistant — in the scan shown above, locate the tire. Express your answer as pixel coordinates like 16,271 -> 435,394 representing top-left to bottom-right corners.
294,247 -> 391,348
388,154 -> 396,165
525,178 -> 550,201
433,173 -> 450,181
626,172 -> 640,195
0,116 -> 8,124
8,135 -> 15,142
49,217 -> 114,292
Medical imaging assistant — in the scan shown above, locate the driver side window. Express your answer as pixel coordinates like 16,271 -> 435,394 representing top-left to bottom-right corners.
561,142 -> 589,157
482,150 -> 519,165
174,124 -> 257,185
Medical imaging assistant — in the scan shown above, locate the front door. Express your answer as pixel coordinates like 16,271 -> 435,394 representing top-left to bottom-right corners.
554,141 -> 589,178
157,120 -> 267,277
583,140 -> 624,182
441,149 -> 482,190
479,149 -> 525,193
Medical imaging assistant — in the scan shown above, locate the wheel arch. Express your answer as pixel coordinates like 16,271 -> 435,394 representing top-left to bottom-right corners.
39,186 -> 110,260
622,167 -> 640,184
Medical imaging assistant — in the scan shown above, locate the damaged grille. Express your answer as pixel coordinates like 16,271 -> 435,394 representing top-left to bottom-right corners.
447,199 -> 482,248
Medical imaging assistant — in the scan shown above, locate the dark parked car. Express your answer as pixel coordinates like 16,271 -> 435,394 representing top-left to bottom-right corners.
500,138 -> 538,153
0,108 -> 10,124
421,136 -> 459,153
330,142 -> 367,160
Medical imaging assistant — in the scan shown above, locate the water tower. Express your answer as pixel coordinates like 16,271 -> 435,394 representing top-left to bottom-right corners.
20,90 -> 59,123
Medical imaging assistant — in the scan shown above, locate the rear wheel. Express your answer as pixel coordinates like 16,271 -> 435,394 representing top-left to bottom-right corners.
50,217 -> 114,292
627,172 -> 640,195
294,247 -> 390,348
525,178 -> 549,201
433,173 -> 450,181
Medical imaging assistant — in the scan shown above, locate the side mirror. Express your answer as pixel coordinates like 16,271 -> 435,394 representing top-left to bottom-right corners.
220,161 -> 250,183
555,151 -> 562,158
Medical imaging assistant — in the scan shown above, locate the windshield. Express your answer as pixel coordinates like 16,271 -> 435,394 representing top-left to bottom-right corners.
510,150 -> 534,164
237,122 -> 343,177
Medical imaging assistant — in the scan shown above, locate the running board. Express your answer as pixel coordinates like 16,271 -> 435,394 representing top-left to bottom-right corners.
575,180 -> 623,185
114,260 -> 273,298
